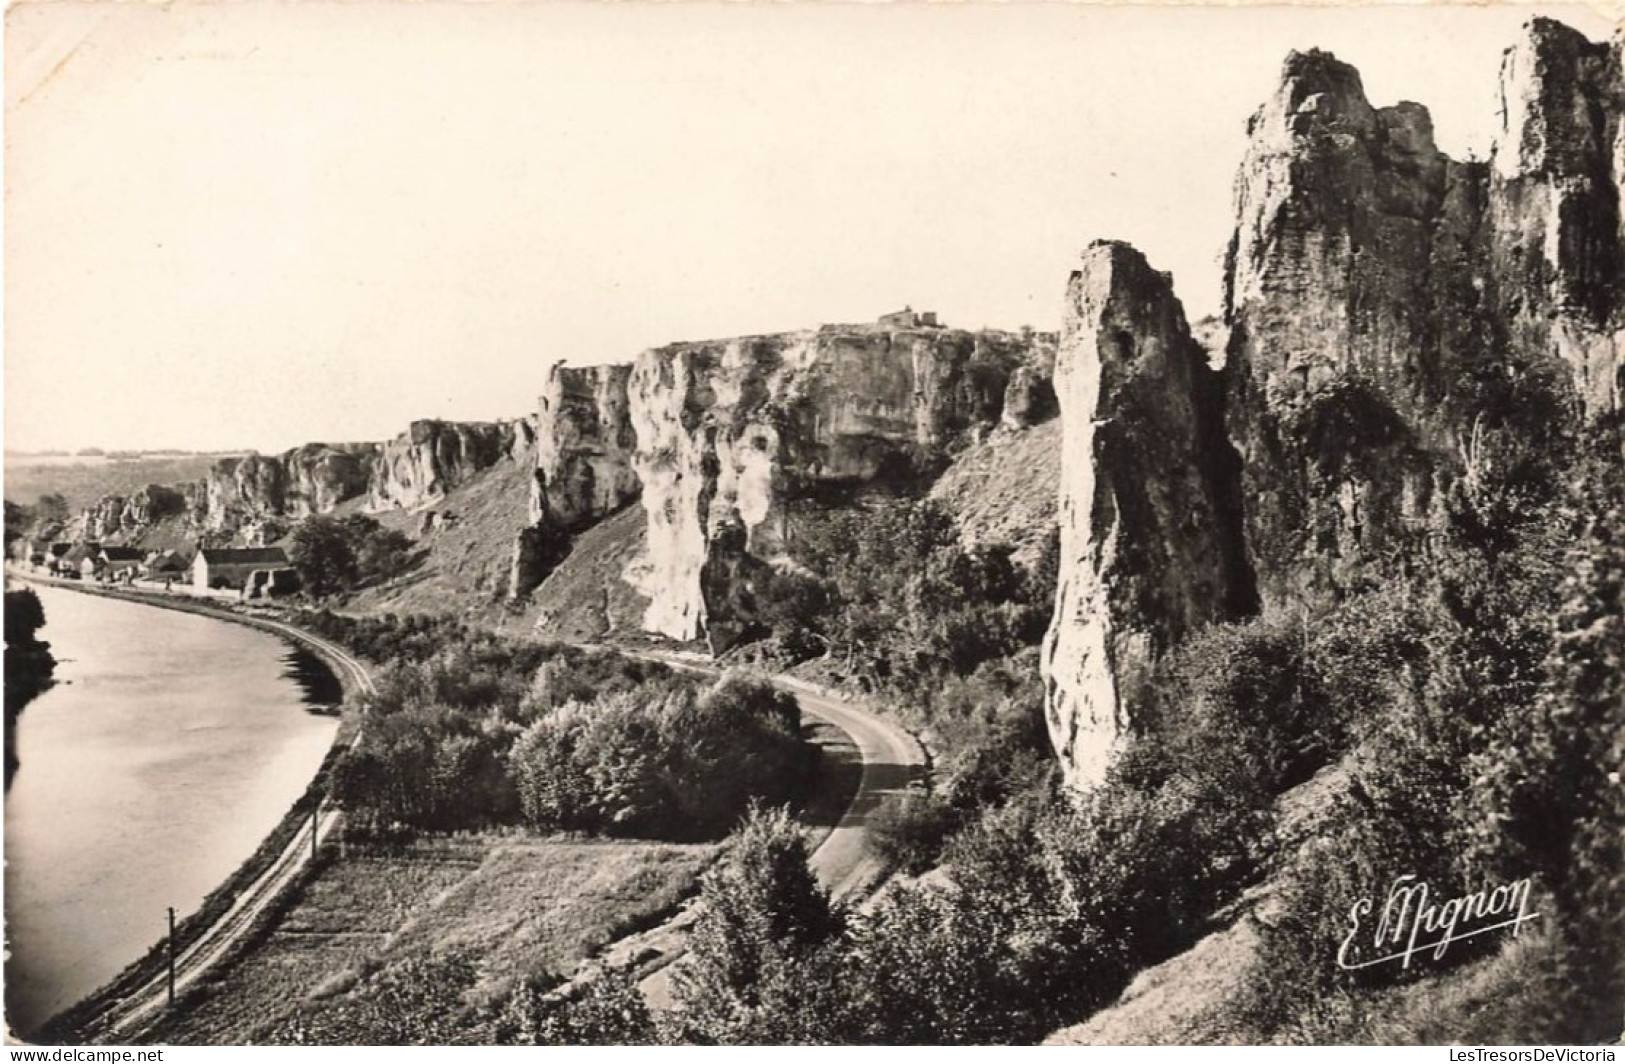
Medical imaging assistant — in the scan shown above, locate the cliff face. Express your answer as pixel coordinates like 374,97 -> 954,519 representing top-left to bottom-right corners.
77,484 -> 193,542
622,324 -> 1048,646
1045,18 -> 1625,787
1223,47 -> 1477,604
67,420 -> 527,547
1223,21 -> 1625,609
203,443 -> 379,535
1041,242 -> 1253,788
368,420 -> 522,511
1489,20 -> 1625,417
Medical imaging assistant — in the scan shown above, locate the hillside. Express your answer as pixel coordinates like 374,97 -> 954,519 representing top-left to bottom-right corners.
347,457 -> 536,634
929,419 -> 1060,568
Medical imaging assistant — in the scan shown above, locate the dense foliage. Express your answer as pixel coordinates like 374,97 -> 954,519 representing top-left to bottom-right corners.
307,610 -> 816,843
510,675 -> 810,840
288,514 -> 414,596
771,499 -> 1054,693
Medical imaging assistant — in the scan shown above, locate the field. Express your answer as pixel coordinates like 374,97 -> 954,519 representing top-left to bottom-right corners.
150,834 -> 719,1045
3,453 -> 236,514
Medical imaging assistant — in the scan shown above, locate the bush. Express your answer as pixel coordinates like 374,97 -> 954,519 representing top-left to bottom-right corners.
669,806 -> 843,1043
508,671 -> 814,840
866,791 -> 957,875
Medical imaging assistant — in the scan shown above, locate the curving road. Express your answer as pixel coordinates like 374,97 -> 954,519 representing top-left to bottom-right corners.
576,647 -> 928,1008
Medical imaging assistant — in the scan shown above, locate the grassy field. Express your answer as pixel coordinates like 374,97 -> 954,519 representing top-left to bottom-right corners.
3,453 -> 235,514
151,834 -> 718,1045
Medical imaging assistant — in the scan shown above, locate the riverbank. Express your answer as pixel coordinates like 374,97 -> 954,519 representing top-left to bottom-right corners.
3,586 -> 58,788
5,571 -> 363,1044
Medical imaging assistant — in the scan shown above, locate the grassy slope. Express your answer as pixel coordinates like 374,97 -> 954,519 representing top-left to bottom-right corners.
929,420 -> 1060,567
347,459 -> 535,633
152,835 -> 717,1045
523,503 -> 652,643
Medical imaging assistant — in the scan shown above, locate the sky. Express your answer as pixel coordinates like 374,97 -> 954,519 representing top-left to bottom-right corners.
4,2 -> 1619,455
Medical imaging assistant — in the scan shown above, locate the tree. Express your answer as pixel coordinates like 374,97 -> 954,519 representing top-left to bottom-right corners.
288,513 -> 414,596
670,806 -> 843,1043
4,589 -> 46,646
34,494 -> 69,525
289,515 -> 360,596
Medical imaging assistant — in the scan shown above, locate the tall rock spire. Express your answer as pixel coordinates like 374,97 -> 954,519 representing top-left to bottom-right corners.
1042,241 -> 1253,789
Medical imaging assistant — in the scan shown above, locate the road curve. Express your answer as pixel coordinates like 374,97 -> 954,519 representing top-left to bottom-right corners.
575,647 -> 929,1008
12,575 -> 924,1030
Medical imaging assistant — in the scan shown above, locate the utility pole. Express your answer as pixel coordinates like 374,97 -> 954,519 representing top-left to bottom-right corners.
166,907 -> 176,1007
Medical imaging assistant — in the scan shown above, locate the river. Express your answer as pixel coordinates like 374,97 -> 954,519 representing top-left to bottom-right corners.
3,585 -> 341,1037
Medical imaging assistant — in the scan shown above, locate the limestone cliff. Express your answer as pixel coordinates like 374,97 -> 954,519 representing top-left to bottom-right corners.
1224,20 -> 1624,607
202,443 -> 379,535
1488,19 -> 1625,417
67,419 -> 526,547
531,364 -> 639,529
1041,242 -> 1252,789
1045,18 -> 1624,787
509,365 -> 640,599
623,322 -> 1049,647
368,420 -> 523,511
75,484 -> 194,542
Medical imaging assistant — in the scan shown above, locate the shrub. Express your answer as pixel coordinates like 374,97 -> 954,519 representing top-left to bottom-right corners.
669,806 -> 844,1043
508,671 -> 813,840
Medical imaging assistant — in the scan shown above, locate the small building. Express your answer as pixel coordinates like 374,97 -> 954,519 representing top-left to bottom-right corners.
60,543 -> 101,579
144,550 -> 190,580
99,546 -> 145,581
877,306 -> 940,330
193,547 -> 291,592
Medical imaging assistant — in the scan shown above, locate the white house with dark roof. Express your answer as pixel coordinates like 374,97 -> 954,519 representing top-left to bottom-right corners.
192,546 -> 291,591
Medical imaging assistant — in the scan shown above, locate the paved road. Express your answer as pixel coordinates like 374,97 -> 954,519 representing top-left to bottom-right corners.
581,648 -> 928,1008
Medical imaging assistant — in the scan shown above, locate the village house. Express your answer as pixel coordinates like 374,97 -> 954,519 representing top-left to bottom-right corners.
877,306 -> 940,329
144,550 -> 190,581
98,546 -> 145,583
192,546 -> 291,592
59,543 -> 101,578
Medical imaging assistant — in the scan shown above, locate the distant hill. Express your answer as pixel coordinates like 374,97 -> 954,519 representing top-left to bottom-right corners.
3,453 -> 238,516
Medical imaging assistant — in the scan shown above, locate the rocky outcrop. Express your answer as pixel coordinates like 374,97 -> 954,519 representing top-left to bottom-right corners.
508,365 -> 638,599
624,322 -> 1049,645
68,419 -> 526,547
367,420 -> 520,511
204,443 -> 379,533
531,364 -> 639,530
1223,21 -> 1625,608
1488,19 -> 1625,417
1222,47 -> 1477,603
1041,242 -> 1253,790
77,484 -> 192,541
1043,18 -> 1625,787
1001,336 -> 1060,428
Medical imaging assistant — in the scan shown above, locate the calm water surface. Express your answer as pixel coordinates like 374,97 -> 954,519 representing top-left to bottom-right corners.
4,586 -> 339,1036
